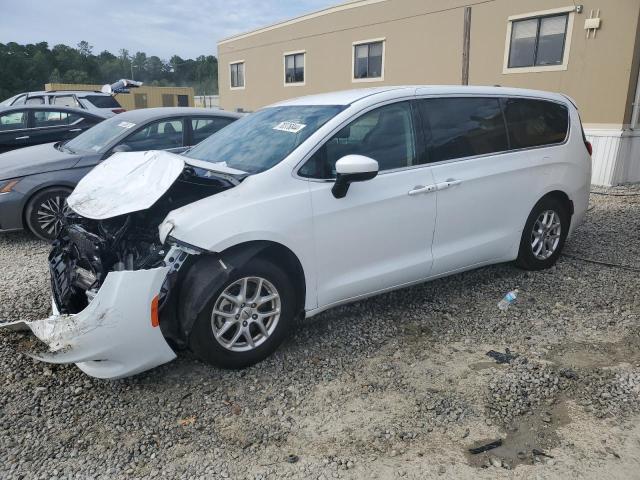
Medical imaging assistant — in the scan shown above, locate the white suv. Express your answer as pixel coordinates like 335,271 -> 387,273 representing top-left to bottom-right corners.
5,86 -> 591,379
2,91 -> 125,117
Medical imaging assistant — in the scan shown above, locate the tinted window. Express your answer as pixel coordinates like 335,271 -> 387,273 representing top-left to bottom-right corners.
418,98 -> 508,163
0,111 -> 27,131
84,95 -> 121,108
191,117 -> 234,144
299,102 -> 417,179
186,105 -> 343,174
504,98 -> 569,149
124,119 -> 183,151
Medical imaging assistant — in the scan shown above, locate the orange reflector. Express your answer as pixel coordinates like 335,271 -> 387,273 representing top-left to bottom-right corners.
151,295 -> 160,327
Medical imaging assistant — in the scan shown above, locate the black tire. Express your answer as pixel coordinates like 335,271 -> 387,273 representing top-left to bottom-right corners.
24,187 -> 72,241
516,196 -> 570,271
188,257 -> 296,369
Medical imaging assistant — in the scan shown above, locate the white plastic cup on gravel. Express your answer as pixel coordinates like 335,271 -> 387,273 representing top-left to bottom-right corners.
498,290 -> 519,311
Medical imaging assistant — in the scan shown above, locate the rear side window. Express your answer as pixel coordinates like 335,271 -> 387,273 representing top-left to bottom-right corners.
504,98 -> 568,149
53,95 -> 80,108
191,117 -> 235,144
84,95 -> 121,108
33,110 -> 74,128
418,97 -> 508,163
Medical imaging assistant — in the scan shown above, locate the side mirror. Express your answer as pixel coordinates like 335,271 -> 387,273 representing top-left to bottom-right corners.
112,144 -> 132,154
332,155 -> 379,199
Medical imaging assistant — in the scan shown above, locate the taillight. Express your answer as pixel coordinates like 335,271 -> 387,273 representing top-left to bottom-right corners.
112,108 -> 126,114
585,140 -> 593,156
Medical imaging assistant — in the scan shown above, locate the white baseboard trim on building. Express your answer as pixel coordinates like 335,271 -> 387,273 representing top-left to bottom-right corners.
584,128 -> 640,186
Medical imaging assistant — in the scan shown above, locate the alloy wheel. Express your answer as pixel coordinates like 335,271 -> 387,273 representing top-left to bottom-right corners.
530,210 -> 562,260
36,195 -> 72,238
210,276 -> 281,352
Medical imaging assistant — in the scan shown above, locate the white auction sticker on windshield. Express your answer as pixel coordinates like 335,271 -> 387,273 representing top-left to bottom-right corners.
273,121 -> 306,133
117,121 -> 136,129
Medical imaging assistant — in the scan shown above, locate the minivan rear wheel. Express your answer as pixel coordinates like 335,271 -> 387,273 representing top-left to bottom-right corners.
188,257 -> 296,369
516,197 -> 569,271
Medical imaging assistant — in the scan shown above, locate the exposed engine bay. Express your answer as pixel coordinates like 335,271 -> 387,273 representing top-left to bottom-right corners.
50,164 -> 240,315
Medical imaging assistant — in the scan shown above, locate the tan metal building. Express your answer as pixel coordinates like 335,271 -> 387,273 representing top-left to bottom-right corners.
217,0 -> 640,186
45,83 -> 195,110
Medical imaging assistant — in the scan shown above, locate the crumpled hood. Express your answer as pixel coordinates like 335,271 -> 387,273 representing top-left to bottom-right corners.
68,150 -> 185,219
0,142 -> 80,181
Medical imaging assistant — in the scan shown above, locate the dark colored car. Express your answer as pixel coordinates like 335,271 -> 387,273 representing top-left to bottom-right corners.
0,107 -> 240,240
0,105 -> 107,154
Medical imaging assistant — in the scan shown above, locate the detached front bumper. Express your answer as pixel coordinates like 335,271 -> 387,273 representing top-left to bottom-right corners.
3,266 -> 176,379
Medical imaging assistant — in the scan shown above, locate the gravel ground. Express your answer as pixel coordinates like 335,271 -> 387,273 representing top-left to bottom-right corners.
1,186 -> 639,479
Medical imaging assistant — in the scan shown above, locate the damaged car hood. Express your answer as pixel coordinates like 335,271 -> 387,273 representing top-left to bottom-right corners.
68,150 -> 184,219
67,150 -> 247,220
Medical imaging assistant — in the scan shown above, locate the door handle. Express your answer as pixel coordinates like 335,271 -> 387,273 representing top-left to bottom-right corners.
436,179 -> 463,191
408,185 -> 436,196
15,136 -> 29,140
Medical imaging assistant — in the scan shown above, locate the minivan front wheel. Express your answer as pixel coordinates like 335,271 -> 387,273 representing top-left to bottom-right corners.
188,258 -> 296,369
516,197 -> 570,270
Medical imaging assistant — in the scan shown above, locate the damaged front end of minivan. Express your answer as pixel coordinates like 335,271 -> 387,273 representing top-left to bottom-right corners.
3,151 -> 246,379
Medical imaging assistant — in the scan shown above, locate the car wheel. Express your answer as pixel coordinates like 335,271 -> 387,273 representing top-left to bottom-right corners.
516,196 -> 570,271
24,187 -> 73,241
188,257 -> 296,369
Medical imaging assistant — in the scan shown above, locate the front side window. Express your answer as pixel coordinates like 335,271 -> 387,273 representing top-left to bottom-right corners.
185,105 -> 344,173
508,14 -> 568,68
354,41 -> 384,80
299,102 -> 417,179
230,62 -> 245,88
0,111 -> 27,131
503,98 -> 569,149
124,119 -> 184,151
418,97 -> 508,163
285,53 -> 305,84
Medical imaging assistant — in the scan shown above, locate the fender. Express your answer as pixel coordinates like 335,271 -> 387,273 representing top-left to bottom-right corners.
173,243 -> 272,344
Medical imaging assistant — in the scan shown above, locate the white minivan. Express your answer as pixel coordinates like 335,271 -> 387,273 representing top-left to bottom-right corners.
6,86 -> 591,379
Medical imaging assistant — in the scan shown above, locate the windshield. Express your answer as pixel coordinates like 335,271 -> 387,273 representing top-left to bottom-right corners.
185,105 -> 344,173
65,116 -> 136,153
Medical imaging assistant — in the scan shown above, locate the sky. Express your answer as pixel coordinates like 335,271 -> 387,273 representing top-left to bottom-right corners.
0,0 -> 338,59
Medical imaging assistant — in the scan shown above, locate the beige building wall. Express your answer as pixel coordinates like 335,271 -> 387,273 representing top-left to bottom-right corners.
218,0 -> 640,127
218,0 -> 640,185
44,83 -> 195,110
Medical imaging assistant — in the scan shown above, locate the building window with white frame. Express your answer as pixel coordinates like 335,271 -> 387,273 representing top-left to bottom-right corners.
353,40 -> 384,80
285,52 -> 305,84
508,13 -> 569,68
230,62 -> 245,89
